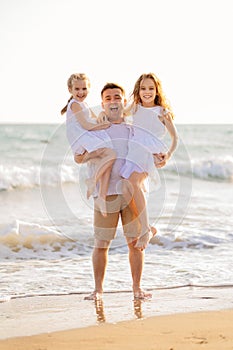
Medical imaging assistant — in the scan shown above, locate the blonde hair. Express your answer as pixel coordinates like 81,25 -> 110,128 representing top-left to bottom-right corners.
61,73 -> 90,115
132,73 -> 174,119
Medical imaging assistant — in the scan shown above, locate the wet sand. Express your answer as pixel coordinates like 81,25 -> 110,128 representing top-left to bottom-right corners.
0,286 -> 233,349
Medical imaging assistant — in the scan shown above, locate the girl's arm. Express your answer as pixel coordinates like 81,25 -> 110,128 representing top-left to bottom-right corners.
71,102 -> 110,131
123,102 -> 134,117
90,109 -> 98,120
162,111 -> 178,160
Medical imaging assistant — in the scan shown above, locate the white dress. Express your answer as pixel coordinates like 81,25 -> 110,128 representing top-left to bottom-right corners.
66,98 -> 113,155
120,105 -> 167,181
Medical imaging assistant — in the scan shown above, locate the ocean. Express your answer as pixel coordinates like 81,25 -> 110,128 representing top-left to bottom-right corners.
0,123 -> 233,301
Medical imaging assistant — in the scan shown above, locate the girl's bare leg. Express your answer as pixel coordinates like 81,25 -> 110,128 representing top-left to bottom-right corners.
94,148 -> 116,185
85,148 -> 116,200
124,172 -> 156,250
122,172 -> 149,237
95,166 -> 112,217
87,148 -> 116,217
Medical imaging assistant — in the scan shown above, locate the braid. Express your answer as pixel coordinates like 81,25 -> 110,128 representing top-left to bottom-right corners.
60,96 -> 73,115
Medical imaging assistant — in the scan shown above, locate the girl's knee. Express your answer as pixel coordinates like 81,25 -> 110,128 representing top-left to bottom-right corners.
101,148 -> 116,161
129,172 -> 147,187
122,178 -> 134,195
108,148 -> 117,160
130,178 -> 142,189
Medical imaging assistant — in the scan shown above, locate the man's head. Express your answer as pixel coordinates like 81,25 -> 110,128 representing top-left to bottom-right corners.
101,83 -> 127,123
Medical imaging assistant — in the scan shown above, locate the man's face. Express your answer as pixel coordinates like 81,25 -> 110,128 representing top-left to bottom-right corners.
101,88 -> 126,123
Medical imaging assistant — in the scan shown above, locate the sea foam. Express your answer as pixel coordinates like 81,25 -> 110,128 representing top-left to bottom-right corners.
167,156 -> 233,181
1,156 -> 232,192
0,164 -> 81,191
0,219 -> 81,260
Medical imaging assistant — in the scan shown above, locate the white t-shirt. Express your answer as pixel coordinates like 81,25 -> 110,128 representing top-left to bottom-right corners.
88,122 -> 131,196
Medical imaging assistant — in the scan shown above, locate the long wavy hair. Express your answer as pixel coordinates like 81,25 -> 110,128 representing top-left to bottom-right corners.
61,73 -> 90,115
131,73 -> 174,119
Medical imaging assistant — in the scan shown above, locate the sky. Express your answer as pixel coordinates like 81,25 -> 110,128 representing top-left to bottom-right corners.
0,0 -> 232,124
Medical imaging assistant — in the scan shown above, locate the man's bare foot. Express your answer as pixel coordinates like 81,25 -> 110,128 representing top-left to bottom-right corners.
84,291 -> 102,300
134,288 -> 152,300
86,178 -> 96,199
135,226 -> 157,250
95,197 -> 107,217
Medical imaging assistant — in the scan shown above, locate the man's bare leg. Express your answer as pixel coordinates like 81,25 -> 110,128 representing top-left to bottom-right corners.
84,240 -> 110,300
127,239 -> 152,300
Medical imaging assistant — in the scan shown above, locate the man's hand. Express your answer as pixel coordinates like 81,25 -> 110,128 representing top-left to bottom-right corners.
153,153 -> 167,168
74,152 -> 87,164
74,148 -> 107,164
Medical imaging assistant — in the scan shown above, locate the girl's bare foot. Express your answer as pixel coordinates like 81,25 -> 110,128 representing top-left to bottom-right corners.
135,226 -> 157,250
86,178 -> 96,199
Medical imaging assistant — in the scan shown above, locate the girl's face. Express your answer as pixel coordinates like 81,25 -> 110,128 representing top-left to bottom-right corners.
139,78 -> 157,107
69,79 -> 89,102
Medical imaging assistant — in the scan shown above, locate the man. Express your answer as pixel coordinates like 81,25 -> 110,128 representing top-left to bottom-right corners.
75,83 -> 165,300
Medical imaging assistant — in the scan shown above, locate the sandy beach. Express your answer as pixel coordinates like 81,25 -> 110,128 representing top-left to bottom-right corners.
1,286 -> 233,349
1,123 -> 233,349
0,308 -> 233,350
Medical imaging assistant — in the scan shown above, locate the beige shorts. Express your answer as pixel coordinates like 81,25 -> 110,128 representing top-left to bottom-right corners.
94,195 -> 141,242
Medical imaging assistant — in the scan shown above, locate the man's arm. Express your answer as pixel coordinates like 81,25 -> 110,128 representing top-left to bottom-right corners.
74,148 -> 106,164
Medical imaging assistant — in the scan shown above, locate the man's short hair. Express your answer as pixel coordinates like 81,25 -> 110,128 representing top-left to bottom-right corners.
101,83 -> 125,98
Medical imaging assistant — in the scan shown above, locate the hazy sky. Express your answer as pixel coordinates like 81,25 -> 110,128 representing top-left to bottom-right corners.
0,0 -> 232,124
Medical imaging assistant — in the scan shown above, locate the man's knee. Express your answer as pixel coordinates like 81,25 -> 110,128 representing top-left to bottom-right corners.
94,239 -> 111,248
126,236 -> 138,247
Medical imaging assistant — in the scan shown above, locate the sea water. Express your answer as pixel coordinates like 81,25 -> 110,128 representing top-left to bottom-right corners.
0,123 -> 233,300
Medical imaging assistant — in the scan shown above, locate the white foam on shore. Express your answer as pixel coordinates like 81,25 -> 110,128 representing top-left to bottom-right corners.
0,295 -> 11,303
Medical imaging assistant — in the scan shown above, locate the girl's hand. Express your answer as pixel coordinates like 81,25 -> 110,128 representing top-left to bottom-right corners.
97,111 -> 108,124
153,151 -> 172,168
153,153 -> 166,168
163,108 -> 170,116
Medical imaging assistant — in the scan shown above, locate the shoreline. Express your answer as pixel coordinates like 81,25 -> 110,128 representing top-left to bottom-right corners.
1,286 -> 233,341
